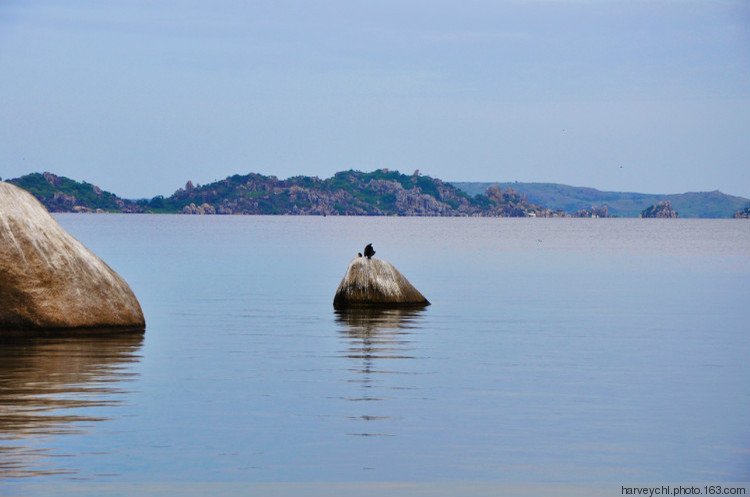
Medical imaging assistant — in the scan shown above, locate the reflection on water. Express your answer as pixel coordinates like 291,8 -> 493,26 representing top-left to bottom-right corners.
0,331 -> 144,478
334,307 -> 427,437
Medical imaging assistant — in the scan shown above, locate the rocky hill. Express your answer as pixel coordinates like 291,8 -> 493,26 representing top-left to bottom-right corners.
153,169 -> 565,216
6,170 -> 563,217
451,181 -> 749,218
6,172 -> 144,213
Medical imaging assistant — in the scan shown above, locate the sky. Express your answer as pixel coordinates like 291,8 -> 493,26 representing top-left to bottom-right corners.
1,0 -> 749,199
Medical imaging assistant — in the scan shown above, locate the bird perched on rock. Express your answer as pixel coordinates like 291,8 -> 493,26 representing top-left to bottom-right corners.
364,243 -> 375,259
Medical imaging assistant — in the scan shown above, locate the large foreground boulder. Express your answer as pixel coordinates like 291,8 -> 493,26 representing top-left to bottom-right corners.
333,257 -> 429,308
0,182 -> 145,331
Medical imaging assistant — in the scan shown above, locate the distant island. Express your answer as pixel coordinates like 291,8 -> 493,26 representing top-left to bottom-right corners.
4,171 -> 749,218
6,171 -> 565,217
452,181 -> 749,218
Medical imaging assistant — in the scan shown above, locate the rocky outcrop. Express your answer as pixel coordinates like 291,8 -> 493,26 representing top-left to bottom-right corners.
571,205 -> 609,218
640,201 -> 678,218
734,206 -> 750,219
483,185 -> 566,217
0,182 -> 145,331
333,257 -> 429,308
181,202 -> 217,214
365,179 -> 446,215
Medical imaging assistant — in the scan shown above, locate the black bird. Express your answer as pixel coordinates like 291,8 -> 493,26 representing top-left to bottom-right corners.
363,243 -> 375,259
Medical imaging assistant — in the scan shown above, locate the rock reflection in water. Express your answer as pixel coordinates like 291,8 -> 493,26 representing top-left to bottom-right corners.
334,307 -> 427,437
0,330 -> 144,478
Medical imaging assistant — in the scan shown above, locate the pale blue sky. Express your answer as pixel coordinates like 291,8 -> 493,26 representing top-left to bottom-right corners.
1,0 -> 749,199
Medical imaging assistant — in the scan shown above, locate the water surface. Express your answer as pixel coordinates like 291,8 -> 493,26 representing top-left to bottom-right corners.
1,216 -> 748,491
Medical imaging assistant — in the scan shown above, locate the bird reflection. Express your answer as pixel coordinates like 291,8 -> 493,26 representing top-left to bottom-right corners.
334,306 -> 427,437
0,329 -> 144,478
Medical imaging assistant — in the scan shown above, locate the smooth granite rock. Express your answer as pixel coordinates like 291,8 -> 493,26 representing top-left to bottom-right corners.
333,257 -> 429,308
0,182 -> 145,331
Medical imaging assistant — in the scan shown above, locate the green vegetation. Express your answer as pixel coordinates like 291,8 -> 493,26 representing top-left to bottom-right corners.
8,173 -> 132,212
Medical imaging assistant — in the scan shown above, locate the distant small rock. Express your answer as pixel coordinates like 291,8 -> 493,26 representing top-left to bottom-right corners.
572,205 -> 609,218
333,257 -> 429,308
640,201 -> 678,218
0,182 -> 145,331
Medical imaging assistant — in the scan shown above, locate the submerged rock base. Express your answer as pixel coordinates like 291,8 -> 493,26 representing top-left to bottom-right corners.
333,258 -> 429,308
0,181 -> 145,332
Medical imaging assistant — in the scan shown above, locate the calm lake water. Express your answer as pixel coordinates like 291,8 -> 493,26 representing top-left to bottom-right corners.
2,216 -> 749,494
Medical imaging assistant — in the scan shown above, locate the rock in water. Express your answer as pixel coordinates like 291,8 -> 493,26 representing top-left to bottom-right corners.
333,257 -> 429,308
640,201 -> 679,218
0,182 -> 145,331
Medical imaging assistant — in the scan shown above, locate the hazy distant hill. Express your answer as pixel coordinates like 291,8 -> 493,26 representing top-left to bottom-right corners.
451,182 -> 750,218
